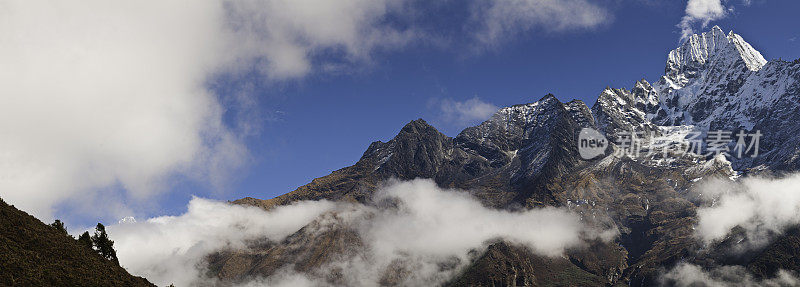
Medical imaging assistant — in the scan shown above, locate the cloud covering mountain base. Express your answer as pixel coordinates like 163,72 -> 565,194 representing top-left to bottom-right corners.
657,173 -> 800,286
109,179 -> 610,286
694,174 -> 800,249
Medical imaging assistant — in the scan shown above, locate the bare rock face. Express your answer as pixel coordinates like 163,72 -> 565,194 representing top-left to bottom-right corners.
220,27 -> 800,286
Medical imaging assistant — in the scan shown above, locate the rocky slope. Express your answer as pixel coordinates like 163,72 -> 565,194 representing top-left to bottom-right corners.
0,198 -> 154,286
221,27 -> 800,286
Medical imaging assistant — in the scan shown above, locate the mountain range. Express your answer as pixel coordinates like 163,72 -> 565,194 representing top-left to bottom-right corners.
215,26 -> 800,286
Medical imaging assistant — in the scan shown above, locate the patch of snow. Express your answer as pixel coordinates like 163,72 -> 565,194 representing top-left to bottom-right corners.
118,216 -> 137,224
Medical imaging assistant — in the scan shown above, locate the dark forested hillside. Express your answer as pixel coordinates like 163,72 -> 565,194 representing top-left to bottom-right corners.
0,198 -> 154,286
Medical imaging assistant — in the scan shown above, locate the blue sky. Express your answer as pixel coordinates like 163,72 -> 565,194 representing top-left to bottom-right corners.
3,0 -> 800,228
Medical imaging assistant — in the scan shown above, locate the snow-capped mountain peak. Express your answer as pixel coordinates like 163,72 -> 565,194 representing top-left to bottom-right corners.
665,26 -> 766,87
593,26 -> 800,172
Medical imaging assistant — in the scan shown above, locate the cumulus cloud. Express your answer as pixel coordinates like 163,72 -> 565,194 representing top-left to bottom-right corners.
660,263 -> 800,287
0,0 -> 419,221
110,179 -> 604,286
471,0 -> 610,46
433,97 -> 499,126
678,0 -> 729,41
693,174 -> 800,248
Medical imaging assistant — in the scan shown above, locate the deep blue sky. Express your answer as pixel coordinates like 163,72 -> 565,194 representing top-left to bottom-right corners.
100,1 -> 800,222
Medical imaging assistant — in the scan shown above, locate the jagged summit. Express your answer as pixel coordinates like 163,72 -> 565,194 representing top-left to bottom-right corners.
606,26 -> 800,171
396,118 -> 440,137
665,26 -> 766,87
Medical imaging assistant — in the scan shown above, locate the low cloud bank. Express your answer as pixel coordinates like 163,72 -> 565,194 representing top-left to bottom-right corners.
694,174 -> 800,248
665,174 -> 800,286
110,179 -> 606,286
320,179 -> 601,286
661,263 -> 799,287
109,198 -> 336,286
367,179 -> 586,258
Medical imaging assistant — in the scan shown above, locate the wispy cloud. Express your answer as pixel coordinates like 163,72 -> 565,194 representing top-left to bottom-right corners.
471,0 -> 611,47
678,0 -> 729,41
224,0 -> 420,79
432,97 -> 499,127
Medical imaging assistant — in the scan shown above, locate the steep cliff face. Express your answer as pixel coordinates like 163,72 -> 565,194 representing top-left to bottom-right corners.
221,27 -> 800,286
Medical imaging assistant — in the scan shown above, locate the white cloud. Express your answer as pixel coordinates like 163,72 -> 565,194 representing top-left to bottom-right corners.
660,263 -> 800,286
434,97 -> 499,126
367,179 -> 585,258
693,174 -> 800,248
472,0 -> 610,46
223,0 -> 418,79
678,0 -> 729,41
109,197 -> 337,286
0,0 -> 418,221
110,179 -> 606,286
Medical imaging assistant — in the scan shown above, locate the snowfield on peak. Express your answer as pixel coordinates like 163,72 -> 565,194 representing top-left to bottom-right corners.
589,26 -> 800,172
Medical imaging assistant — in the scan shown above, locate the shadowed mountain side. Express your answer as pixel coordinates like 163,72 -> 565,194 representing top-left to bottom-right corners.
234,95 -> 589,212
446,242 -> 607,287
747,228 -> 800,278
